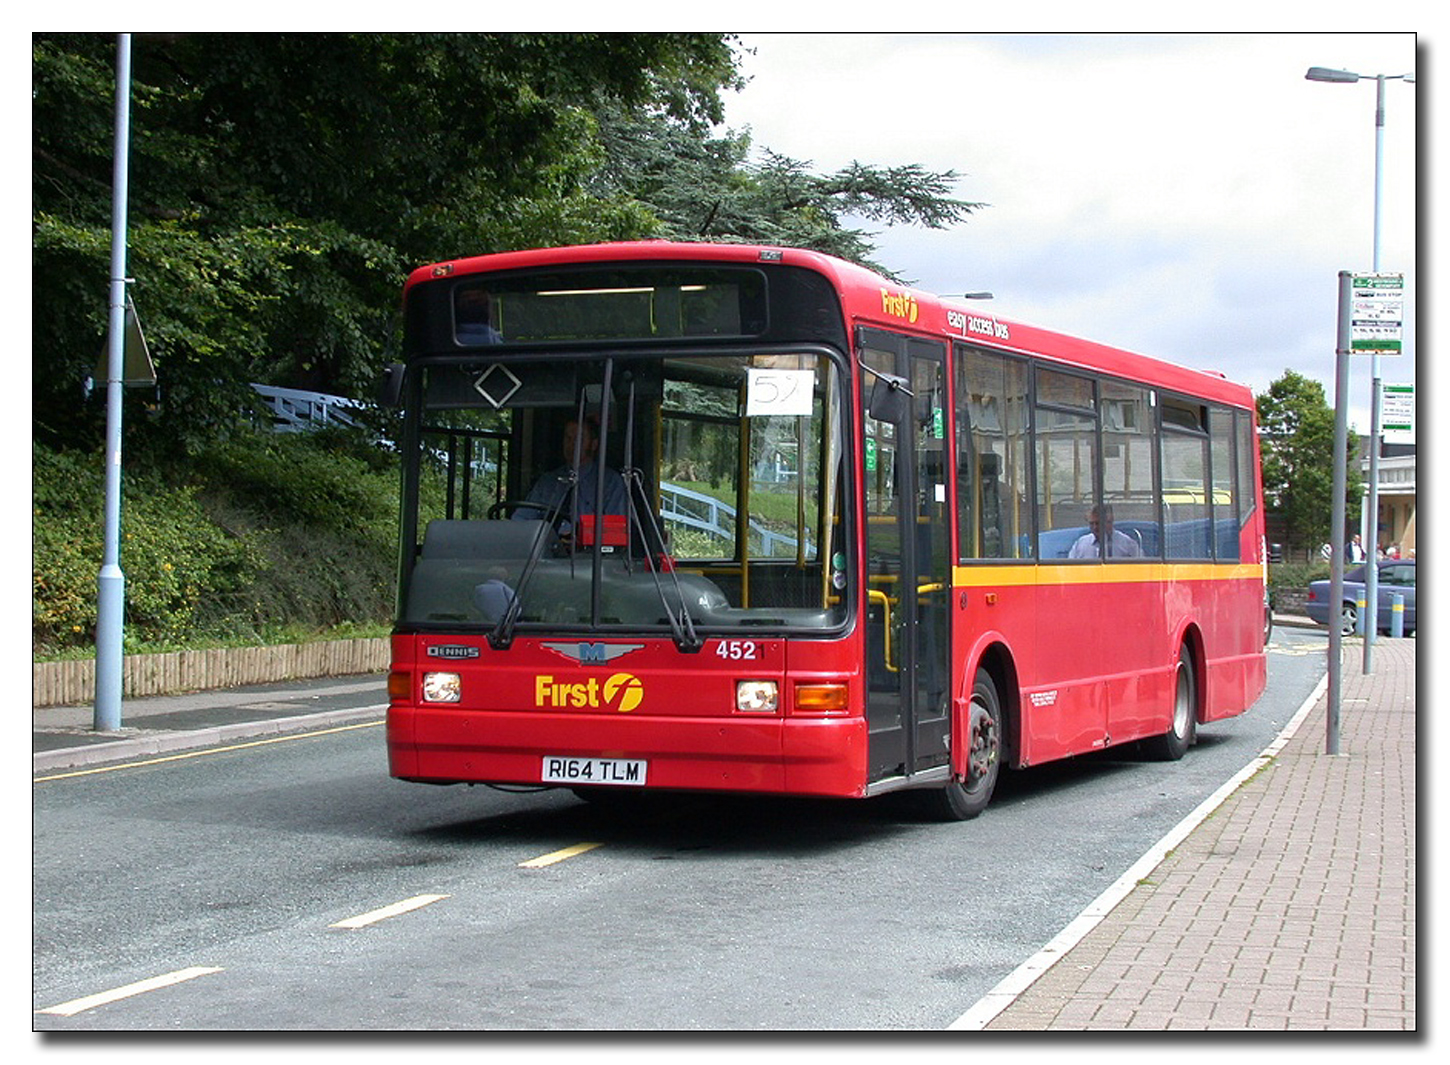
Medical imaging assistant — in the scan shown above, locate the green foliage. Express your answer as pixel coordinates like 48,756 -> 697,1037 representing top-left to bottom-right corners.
33,32 -> 986,656
1256,370 -> 1363,552
32,431 -> 401,657
33,444 -> 262,652
194,430 -> 394,541
33,33 -> 741,456
1268,561 -> 1329,599
592,107 -> 981,274
35,32 -> 975,458
186,428 -> 401,635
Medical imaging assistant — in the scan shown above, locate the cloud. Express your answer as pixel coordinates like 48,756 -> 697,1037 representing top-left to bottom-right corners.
723,32 -> 1418,435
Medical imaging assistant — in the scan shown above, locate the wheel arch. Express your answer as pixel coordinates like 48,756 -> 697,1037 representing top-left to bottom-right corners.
1174,620 -> 1207,724
961,637 -> 1022,768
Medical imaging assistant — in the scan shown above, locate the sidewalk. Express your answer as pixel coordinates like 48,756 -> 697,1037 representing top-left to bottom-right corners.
965,634 -> 1416,1031
32,674 -> 388,774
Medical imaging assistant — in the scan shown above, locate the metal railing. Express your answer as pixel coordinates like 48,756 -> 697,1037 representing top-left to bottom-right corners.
251,384 -> 362,433
657,481 -> 812,557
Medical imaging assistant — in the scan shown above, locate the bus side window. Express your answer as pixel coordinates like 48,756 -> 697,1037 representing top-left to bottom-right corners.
1210,406 -> 1239,561
1101,379 -> 1159,558
955,344 -> 1030,560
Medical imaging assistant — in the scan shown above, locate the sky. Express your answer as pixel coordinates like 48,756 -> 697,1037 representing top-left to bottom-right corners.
718,32 -> 1420,441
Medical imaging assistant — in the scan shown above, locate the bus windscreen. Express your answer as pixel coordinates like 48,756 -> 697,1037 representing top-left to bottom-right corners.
400,350 -> 849,640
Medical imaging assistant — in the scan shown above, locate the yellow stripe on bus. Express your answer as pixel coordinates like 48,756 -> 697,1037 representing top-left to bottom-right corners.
951,562 -> 1264,587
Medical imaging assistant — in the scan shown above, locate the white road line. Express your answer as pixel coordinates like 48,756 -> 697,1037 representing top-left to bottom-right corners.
947,670 -> 1330,1030
37,966 -> 223,1017
329,893 -> 450,930
518,842 -> 604,868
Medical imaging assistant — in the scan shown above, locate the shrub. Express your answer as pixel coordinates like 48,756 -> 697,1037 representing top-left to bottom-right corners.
1267,561 -> 1330,613
1269,561 -> 1330,595
193,429 -> 397,557
32,429 -> 401,658
33,446 -> 263,653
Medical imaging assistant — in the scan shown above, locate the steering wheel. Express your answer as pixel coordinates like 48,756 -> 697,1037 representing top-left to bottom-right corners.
486,499 -> 554,520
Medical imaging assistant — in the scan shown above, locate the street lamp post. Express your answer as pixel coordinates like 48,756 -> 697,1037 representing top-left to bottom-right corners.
1305,65 -> 1414,674
95,33 -> 133,732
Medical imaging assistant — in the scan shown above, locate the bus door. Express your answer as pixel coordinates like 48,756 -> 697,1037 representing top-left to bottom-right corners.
858,329 -> 952,782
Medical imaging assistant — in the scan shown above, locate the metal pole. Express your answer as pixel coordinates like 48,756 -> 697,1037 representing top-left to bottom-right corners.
1327,271 -> 1352,756
94,33 -> 132,732
1362,74 -> 1387,672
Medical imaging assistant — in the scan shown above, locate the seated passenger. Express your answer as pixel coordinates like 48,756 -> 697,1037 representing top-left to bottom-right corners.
1068,504 -> 1141,559
455,287 -> 503,344
473,572 -> 516,622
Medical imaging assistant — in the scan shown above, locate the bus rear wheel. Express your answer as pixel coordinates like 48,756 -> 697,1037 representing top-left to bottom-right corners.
1143,646 -> 1197,761
918,669 -> 1002,822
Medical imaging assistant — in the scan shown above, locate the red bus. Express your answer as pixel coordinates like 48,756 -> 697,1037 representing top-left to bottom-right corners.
382,241 -> 1268,819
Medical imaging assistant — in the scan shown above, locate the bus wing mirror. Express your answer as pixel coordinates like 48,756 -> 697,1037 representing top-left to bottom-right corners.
867,372 -> 912,425
377,363 -> 406,408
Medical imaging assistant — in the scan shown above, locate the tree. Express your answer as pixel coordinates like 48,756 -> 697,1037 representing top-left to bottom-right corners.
33,33 -> 977,461
33,33 -> 740,457
1256,370 -> 1363,552
591,106 -> 981,275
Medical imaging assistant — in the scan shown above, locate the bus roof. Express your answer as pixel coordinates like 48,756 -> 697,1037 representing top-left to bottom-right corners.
407,241 -> 1255,410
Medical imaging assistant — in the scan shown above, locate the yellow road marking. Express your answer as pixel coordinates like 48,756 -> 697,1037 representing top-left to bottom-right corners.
33,720 -> 385,782
519,842 -> 604,868
329,893 -> 450,930
37,966 -> 223,1017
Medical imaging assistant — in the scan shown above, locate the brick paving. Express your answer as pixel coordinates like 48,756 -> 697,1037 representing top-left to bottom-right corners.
980,637 -> 1415,1031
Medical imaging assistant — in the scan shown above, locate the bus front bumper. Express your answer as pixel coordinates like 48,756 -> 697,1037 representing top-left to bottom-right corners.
387,706 -> 868,798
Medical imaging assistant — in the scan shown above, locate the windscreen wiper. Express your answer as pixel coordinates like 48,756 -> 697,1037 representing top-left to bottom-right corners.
614,374 -> 698,655
617,373 -> 701,653
588,363 -> 614,625
623,467 -> 702,653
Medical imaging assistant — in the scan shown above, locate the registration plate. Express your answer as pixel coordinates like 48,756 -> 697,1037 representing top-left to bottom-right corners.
541,756 -> 648,787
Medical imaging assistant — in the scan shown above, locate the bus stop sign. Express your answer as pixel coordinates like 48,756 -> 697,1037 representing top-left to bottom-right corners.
1382,383 -> 1414,433
1350,273 -> 1404,354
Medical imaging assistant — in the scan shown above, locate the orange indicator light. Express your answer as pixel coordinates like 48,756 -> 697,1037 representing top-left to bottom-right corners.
794,683 -> 849,714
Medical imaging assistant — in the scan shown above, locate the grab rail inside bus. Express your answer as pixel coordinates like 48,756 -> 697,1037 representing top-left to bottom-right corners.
867,589 -> 897,674
868,581 -> 947,675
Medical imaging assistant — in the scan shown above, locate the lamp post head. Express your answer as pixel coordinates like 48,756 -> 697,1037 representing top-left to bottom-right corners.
1306,66 -> 1362,83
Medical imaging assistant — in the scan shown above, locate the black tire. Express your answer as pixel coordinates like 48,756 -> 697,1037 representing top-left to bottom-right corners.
1263,604 -> 1273,646
917,668 -> 1003,821
1143,646 -> 1197,761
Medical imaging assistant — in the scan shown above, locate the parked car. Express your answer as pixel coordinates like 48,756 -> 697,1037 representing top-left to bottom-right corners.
1305,559 -> 1416,636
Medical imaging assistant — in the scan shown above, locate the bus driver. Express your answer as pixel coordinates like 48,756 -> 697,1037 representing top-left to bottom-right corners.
515,417 -> 628,530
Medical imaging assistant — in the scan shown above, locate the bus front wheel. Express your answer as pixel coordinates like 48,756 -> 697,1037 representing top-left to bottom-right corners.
918,669 -> 1002,821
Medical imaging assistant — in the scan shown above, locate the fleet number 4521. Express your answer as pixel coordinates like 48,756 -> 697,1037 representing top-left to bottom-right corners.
715,640 -> 758,661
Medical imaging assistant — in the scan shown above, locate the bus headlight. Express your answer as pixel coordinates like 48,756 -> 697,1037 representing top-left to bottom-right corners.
735,680 -> 778,713
422,672 -> 462,703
